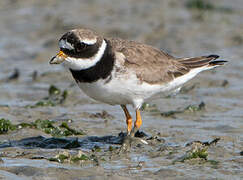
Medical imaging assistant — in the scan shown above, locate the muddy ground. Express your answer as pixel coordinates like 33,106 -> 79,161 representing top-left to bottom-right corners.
0,0 -> 242,179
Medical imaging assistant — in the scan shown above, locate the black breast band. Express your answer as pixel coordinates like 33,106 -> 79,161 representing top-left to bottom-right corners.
70,39 -> 115,83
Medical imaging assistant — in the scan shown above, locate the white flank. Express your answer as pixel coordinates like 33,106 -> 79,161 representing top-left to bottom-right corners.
164,65 -> 215,91
81,38 -> 97,45
59,39 -> 74,50
63,40 -> 107,70
77,64 -> 215,109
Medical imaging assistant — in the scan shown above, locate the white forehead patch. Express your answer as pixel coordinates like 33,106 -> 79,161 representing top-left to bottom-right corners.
63,39 -> 107,70
81,38 -> 97,45
59,39 -> 74,50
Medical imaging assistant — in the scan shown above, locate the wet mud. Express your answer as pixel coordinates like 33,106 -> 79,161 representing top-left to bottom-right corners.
0,0 -> 243,179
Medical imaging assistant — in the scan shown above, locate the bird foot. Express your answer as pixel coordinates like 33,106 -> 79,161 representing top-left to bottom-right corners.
119,135 -> 132,153
118,133 -> 148,154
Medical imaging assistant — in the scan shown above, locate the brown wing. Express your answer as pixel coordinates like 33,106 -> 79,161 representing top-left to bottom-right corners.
108,38 -> 225,84
108,38 -> 189,84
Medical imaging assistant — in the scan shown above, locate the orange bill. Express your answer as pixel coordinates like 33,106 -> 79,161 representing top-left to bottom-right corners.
49,51 -> 67,64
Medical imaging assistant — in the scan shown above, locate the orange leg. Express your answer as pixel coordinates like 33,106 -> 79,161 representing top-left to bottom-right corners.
131,109 -> 142,136
121,105 -> 133,135
135,109 -> 142,129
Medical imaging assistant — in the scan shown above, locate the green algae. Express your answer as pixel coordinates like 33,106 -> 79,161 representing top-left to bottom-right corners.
48,85 -> 61,96
33,119 -> 85,137
186,0 -> 215,11
49,154 -> 69,163
108,146 -> 114,152
186,0 -> 233,13
26,85 -> 68,108
79,154 -> 89,161
70,154 -> 91,163
59,122 -> 85,136
208,160 -> 219,165
184,102 -> 205,112
141,102 -> 206,117
161,102 -> 205,117
173,145 -> 209,164
173,138 -> 220,164
92,145 -> 101,152
0,118 -> 85,137
32,100 -> 56,108
0,118 -> 16,134
185,148 -> 208,160
49,152 -> 90,164
34,119 -> 54,129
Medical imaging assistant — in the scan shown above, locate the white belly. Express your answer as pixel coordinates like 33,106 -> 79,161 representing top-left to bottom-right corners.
77,73 -> 179,108
76,65 -> 209,108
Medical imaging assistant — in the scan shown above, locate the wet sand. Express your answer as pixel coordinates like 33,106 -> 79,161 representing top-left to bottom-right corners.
0,0 -> 243,179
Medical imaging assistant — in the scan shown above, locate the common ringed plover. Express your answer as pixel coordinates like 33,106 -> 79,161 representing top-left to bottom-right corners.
50,28 -> 227,150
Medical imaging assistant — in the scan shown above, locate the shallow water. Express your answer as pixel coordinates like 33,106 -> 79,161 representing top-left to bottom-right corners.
0,0 -> 243,179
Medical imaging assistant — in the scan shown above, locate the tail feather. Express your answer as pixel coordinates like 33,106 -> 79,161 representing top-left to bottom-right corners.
209,60 -> 228,66
178,54 -> 227,69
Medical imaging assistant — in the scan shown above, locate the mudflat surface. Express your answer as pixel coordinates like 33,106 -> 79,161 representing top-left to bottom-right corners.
0,0 -> 242,179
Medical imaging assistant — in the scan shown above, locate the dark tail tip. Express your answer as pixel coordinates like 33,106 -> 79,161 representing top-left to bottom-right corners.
209,60 -> 228,66
207,54 -> 220,59
208,54 -> 227,66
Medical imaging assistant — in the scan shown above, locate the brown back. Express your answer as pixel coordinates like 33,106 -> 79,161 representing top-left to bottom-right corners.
108,38 -> 222,84
108,38 -> 189,84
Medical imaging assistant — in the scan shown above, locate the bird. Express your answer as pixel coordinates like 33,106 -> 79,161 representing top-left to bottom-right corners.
50,28 -> 227,150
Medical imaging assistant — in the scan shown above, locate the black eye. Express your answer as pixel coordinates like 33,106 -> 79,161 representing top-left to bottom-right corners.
67,34 -> 76,45
75,42 -> 86,52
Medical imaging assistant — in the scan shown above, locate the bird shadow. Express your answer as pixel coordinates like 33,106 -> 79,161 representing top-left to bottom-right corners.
0,135 -> 122,150
0,131 -> 147,150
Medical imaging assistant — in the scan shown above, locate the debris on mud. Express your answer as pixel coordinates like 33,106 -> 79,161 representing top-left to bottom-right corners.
161,102 -> 205,117
221,80 -> 229,87
26,85 -> 68,108
141,103 -> 160,112
89,110 -> 114,119
31,70 -> 38,81
180,83 -> 199,94
6,68 -> 20,82
0,118 -> 85,137
232,35 -> 243,45
173,138 -> 220,164
118,130 -> 148,139
48,150 -> 100,165
185,137 -> 220,147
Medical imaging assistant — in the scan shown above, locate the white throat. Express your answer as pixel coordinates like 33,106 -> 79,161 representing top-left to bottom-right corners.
63,40 -> 107,70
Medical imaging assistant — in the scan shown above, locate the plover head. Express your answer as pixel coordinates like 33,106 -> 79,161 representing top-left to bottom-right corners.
50,29 -> 107,70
